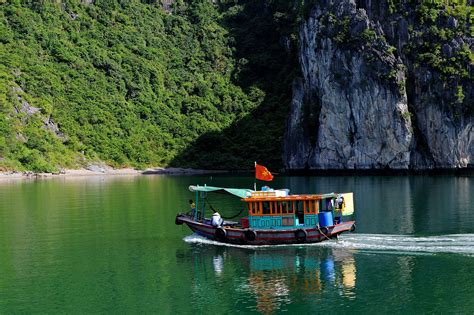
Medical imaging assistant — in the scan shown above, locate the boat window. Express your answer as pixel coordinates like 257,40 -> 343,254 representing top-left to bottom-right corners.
288,201 -> 294,214
251,202 -> 260,215
281,201 -> 291,214
304,200 -> 310,214
262,202 -> 270,215
294,201 -> 304,214
324,198 -> 333,211
304,200 -> 318,214
271,201 -> 277,215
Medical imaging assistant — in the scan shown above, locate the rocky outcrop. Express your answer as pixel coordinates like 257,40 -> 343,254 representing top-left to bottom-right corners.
357,0 -> 474,169
284,0 -> 474,170
12,86 -> 65,140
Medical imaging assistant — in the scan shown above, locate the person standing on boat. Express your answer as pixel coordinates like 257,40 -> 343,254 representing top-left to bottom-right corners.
336,195 -> 345,210
189,199 -> 196,217
212,211 -> 223,227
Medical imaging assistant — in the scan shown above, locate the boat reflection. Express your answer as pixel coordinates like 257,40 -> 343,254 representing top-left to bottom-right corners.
245,247 -> 357,311
179,245 -> 357,314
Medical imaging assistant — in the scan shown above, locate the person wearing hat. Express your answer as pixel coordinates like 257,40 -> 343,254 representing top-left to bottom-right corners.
211,211 -> 223,227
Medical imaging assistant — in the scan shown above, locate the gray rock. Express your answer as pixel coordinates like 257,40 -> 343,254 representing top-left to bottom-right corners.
350,12 -> 369,37
284,0 -> 474,170
284,0 -> 412,170
11,86 -> 66,140
16,132 -> 27,143
447,16 -> 458,29
86,164 -> 106,173
13,88 -> 40,116
441,43 -> 453,58
43,117 -> 65,139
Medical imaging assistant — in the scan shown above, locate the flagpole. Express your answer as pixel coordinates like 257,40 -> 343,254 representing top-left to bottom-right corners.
254,161 -> 257,191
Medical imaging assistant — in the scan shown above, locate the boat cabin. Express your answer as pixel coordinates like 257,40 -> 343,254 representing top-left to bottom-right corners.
243,191 -> 342,230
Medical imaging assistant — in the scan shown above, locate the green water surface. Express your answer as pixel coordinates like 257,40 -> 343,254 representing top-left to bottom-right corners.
0,175 -> 473,313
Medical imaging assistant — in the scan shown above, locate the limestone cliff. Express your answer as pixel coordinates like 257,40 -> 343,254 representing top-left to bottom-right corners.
284,0 -> 474,170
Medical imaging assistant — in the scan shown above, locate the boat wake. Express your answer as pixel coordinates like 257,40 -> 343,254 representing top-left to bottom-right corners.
320,234 -> 474,256
183,233 -> 474,256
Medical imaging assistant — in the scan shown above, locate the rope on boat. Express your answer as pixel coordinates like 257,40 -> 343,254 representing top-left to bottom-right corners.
318,226 -> 331,241
220,208 -> 244,220
206,199 -> 244,220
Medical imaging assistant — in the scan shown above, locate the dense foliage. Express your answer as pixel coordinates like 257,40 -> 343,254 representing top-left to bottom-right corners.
0,0 -> 283,171
403,0 -> 473,112
171,0 -> 301,169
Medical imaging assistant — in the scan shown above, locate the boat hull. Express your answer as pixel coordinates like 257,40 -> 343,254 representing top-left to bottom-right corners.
175,214 -> 355,245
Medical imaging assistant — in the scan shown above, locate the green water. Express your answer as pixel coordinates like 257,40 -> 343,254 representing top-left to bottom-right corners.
1,175 -> 473,313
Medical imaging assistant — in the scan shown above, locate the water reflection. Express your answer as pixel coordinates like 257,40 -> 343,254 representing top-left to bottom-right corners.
248,272 -> 290,314
181,245 -> 357,314
213,255 -> 224,276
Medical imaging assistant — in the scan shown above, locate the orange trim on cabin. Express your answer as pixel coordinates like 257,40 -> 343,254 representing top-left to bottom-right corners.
243,194 -> 328,202
244,195 -> 327,217
246,200 -> 305,217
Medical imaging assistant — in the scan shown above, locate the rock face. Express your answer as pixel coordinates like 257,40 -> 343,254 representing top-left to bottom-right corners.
12,86 -> 65,140
284,0 -> 474,170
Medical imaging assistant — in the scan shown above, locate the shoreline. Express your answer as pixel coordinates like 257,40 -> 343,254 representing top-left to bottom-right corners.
0,167 -> 228,181
2,166 -> 474,180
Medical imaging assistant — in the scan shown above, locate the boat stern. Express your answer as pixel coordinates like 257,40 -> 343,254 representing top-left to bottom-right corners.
330,221 -> 356,235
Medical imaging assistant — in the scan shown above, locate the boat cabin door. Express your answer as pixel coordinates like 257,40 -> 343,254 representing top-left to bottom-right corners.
295,201 -> 304,225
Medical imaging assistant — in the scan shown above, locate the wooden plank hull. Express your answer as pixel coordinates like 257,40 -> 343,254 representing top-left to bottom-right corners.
175,214 -> 355,245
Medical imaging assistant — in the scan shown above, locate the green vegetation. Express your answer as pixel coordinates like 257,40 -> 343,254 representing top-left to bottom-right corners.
357,0 -> 473,112
173,0 -> 301,169
0,0 -> 274,171
382,0 -> 473,81
408,0 -> 473,112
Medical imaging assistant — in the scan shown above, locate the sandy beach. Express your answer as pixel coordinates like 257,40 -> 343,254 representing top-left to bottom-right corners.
0,166 -> 226,180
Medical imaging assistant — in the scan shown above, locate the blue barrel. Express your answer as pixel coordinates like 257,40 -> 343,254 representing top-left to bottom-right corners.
318,211 -> 334,227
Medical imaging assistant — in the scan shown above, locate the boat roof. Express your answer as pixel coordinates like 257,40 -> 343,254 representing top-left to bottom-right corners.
190,184 -> 339,201
243,193 -> 337,202
189,185 -> 254,199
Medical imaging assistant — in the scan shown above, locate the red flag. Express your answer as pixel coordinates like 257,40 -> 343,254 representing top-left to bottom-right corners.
255,163 -> 273,181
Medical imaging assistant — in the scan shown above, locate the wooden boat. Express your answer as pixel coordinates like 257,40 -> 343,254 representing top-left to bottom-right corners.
175,185 -> 356,245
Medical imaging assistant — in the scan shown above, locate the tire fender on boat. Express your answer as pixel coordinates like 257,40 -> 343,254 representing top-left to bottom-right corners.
175,214 -> 183,225
295,229 -> 308,242
215,227 -> 227,241
244,229 -> 257,242
350,223 -> 356,232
